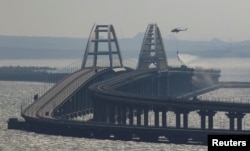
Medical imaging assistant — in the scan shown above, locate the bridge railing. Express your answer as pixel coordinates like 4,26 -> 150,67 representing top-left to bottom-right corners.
21,59 -> 83,114
62,108 -> 93,121
20,57 -> 136,117
198,96 -> 250,104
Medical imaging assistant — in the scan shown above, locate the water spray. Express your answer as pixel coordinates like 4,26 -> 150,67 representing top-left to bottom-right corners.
171,27 -> 188,65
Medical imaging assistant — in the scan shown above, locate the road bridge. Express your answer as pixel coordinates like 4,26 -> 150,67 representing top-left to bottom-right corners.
90,69 -> 250,130
8,24 -> 250,145
22,68 -> 105,119
21,24 -> 129,122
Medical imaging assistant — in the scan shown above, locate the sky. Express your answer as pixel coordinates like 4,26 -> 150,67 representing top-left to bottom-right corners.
1,0 -> 250,41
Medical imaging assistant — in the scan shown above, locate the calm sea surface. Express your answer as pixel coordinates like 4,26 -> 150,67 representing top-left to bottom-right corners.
1,57 -> 250,150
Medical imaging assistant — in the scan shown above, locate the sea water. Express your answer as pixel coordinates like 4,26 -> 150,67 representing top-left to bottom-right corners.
1,57 -> 250,150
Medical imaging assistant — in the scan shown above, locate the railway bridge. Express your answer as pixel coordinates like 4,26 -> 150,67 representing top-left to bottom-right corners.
8,24 -> 250,144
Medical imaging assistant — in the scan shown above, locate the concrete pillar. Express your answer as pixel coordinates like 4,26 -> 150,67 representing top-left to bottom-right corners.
100,102 -> 107,122
183,112 -> 188,129
144,108 -> 148,127
236,112 -> 245,131
230,117 -> 235,131
208,111 -> 216,130
154,108 -> 159,127
176,111 -> 181,128
137,107 -> 141,126
104,103 -> 109,123
93,101 -> 100,121
109,104 -> 115,124
200,113 -> 206,129
227,112 -> 245,131
198,110 -> 216,130
237,117 -> 243,130
129,107 -> 133,126
175,110 -> 190,129
227,112 -> 236,131
162,110 -> 167,127
121,106 -> 126,125
117,105 -> 122,125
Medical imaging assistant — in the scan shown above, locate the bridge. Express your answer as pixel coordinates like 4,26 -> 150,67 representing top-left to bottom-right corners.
8,24 -> 250,145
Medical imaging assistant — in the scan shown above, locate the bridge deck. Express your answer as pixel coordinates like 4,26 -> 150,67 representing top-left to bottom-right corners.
91,70 -> 250,113
22,68 -> 105,120
13,68 -> 250,144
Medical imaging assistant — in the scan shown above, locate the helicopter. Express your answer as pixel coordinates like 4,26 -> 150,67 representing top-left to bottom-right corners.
171,27 -> 188,33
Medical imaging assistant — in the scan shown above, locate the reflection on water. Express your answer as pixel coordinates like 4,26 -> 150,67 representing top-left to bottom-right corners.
0,82 -> 208,151
1,58 -> 250,150
1,81 -> 250,150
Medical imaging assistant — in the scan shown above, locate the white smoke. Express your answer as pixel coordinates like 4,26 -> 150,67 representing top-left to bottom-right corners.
177,53 -> 212,68
177,53 -> 199,67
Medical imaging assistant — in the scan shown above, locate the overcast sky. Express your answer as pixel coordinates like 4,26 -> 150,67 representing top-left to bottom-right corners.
1,0 -> 250,41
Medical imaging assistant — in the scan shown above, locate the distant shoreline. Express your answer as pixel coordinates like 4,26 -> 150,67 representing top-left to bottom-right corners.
1,35 -> 250,59
0,66 -> 67,82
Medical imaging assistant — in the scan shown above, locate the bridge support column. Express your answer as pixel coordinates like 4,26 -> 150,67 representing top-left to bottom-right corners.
176,111 -> 181,128
121,106 -> 127,125
144,108 -> 149,127
100,102 -> 107,122
183,111 -> 188,129
198,110 -> 216,130
162,109 -> 167,127
208,112 -> 215,130
226,112 -> 245,131
93,101 -> 101,122
129,106 -> 133,126
108,104 -> 115,124
94,101 -> 108,122
137,107 -> 142,126
154,108 -> 159,127
237,114 -> 244,130
175,110 -> 189,129
228,115 -> 234,131
117,105 -> 122,125
200,113 -> 205,129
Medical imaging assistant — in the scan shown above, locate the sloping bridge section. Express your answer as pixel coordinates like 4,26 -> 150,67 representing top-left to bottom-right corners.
22,68 -> 106,120
21,24 -> 126,122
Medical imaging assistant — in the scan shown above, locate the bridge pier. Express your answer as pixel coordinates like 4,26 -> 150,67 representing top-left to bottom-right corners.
144,108 -> 149,127
136,107 -> 142,126
129,106 -> 134,126
154,108 -> 160,127
175,110 -> 189,129
108,104 -> 115,124
93,101 -> 101,122
162,109 -> 167,127
176,111 -> 181,128
226,112 -> 245,131
117,105 -> 122,125
183,111 -> 188,129
198,110 -> 216,130
101,102 -> 107,122
93,101 -> 107,122
120,105 -> 127,125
